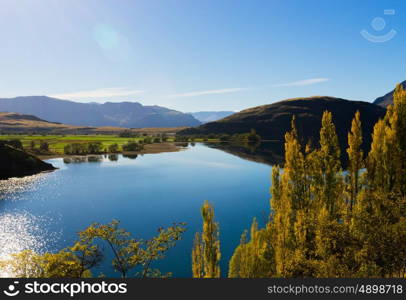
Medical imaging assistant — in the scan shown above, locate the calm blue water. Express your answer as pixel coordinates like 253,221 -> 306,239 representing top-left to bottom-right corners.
0,143 -> 272,277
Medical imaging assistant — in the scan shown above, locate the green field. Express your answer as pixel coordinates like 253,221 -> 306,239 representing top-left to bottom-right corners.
0,134 -> 221,154
0,135 -> 146,154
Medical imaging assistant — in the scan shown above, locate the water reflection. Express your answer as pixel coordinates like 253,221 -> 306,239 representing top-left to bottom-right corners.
205,141 -> 285,166
63,155 -> 104,164
108,154 -> 119,161
122,154 -> 138,160
174,142 -> 189,148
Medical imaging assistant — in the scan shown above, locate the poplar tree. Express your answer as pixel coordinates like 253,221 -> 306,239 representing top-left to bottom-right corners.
192,201 -> 221,278
210,86 -> 406,278
311,111 -> 342,217
228,218 -> 274,278
191,233 -> 204,278
392,84 -> 406,195
346,111 -> 363,211
356,83 -> 406,277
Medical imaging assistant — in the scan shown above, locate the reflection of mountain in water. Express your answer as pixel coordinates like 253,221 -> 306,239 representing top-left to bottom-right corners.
205,141 -> 284,166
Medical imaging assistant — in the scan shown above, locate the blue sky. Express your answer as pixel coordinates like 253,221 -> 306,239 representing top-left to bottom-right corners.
0,0 -> 404,112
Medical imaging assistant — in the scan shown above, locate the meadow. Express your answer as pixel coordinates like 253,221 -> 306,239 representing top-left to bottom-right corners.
0,135 -> 145,154
0,134 -> 219,155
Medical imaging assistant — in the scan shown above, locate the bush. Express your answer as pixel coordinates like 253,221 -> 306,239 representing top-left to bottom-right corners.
64,142 -> 103,155
118,130 -> 138,138
174,135 -> 189,142
64,143 -> 84,155
246,129 -> 261,143
142,137 -> 153,144
108,143 -> 119,153
87,142 -> 103,154
122,140 -> 143,152
219,134 -> 231,141
39,140 -> 50,152
230,129 -> 261,143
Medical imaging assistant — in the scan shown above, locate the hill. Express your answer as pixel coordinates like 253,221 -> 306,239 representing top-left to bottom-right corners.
374,80 -> 406,107
0,96 -> 201,128
190,111 -> 235,123
0,112 -> 187,134
179,96 -> 386,152
0,142 -> 55,179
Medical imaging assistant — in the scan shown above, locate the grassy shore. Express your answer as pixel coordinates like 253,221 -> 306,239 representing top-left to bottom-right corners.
0,135 -> 144,154
38,143 -> 184,159
0,134 -> 197,159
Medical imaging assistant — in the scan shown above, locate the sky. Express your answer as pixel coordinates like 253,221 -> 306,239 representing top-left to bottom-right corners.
0,0 -> 405,112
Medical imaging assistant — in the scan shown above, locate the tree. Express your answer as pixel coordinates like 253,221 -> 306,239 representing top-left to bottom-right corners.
311,111 -> 342,217
392,84 -> 406,196
0,250 -> 88,278
225,91 -> 405,278
139,224 -> 186,278
122,140 -> 143,151
192,201 -> 221,278
270,117 -> 315,277
228,218 -> 274,278
246,129 -> 261,143
29,140 -> 36,151
346,111 -> 363,211
352,83 -> 406,277
87,142 -> 103,154
192,233 -> 204,278
161,133 -> 169,142
0,220 -> 186,278
39,140 -> 50,153
69,239 -> 103,278
108,143 -> 119,153
80,220 -> 186,278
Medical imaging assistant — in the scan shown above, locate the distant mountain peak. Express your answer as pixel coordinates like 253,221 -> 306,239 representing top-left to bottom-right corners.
190,111 -> 235,123
374,80 -> 406,107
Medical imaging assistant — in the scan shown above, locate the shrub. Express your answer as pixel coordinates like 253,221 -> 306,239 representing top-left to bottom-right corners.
122,140 -> 143,152
108,143 -> 119,153
39,140 -> 50,152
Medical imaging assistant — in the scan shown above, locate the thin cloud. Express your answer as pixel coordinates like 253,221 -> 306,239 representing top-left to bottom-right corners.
272,78 -> 329,88
168,88 -> 247,98
50,87 -> 145,100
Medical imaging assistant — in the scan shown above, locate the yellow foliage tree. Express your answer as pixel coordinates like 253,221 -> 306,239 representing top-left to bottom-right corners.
192,200 -> 221,278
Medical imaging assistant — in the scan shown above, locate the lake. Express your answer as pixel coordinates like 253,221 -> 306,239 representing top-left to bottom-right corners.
0,143 -> 273,277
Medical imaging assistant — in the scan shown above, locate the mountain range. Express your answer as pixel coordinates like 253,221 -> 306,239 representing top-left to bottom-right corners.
0,112 -> 188,134
0,96 -> 201,128
0,82 -> 403,147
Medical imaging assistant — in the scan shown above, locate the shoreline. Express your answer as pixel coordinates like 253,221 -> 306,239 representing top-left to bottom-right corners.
37,142 -> 184,160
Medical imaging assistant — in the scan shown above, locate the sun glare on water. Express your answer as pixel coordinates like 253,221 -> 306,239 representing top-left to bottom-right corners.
0,175 -> 60,278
